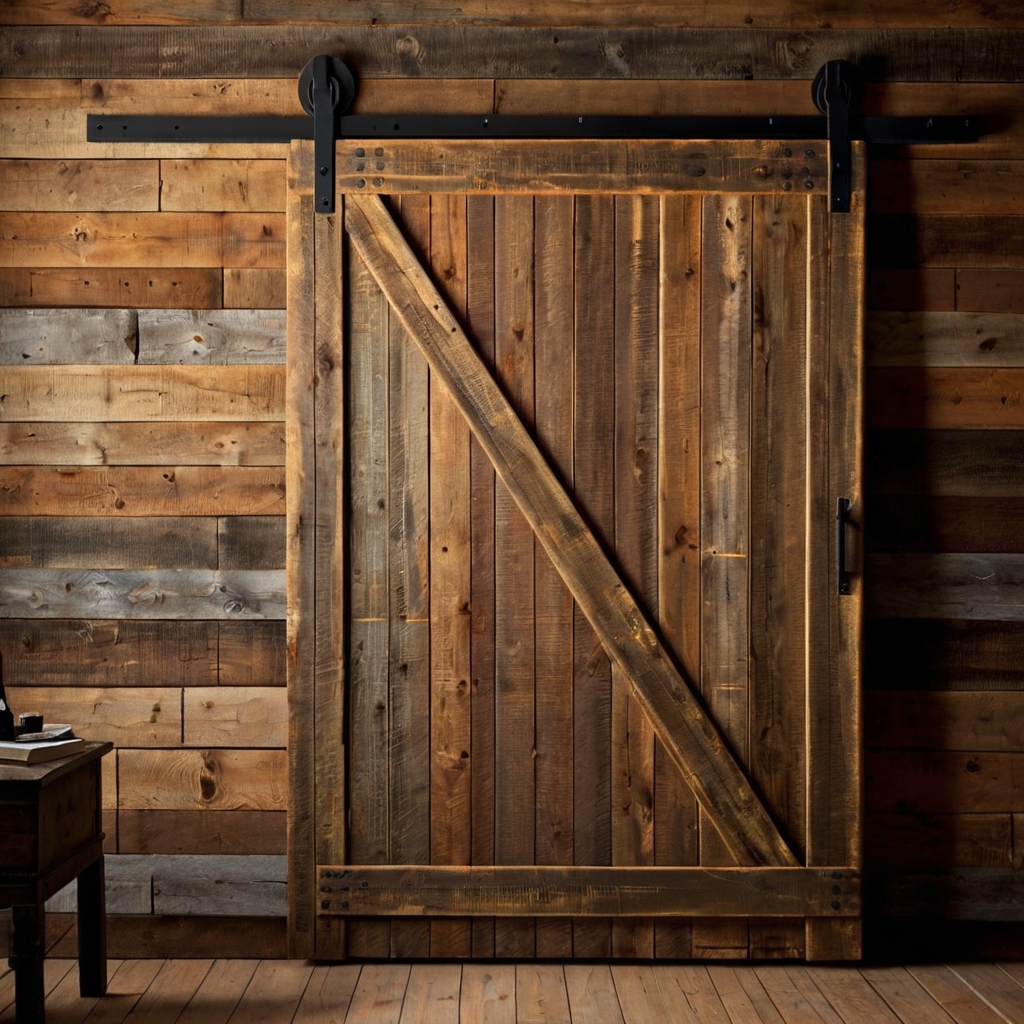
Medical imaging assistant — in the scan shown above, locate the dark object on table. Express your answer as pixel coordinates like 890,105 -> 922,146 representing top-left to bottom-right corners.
1,742 -> 112,1024
19,714 -> 44,734
0,651 -> 14,741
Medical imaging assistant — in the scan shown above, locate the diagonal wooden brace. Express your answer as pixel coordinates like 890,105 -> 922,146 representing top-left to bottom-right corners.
344,191 -> 798,868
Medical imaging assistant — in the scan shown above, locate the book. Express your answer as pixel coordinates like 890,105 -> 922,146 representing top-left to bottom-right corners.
0,737 -> 86,764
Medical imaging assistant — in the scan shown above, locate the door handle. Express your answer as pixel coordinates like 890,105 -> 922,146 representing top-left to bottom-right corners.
836,497 -> 852,596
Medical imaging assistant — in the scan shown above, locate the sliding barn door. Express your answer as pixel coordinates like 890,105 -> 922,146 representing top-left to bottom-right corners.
287,139 -> 865,961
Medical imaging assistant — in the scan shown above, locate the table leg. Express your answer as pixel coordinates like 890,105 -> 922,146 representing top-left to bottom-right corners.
12,902 -> 45,1024
77,856 -> 107,998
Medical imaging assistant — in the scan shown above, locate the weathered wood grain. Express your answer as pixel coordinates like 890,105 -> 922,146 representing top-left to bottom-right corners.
0,516 -> 218,568
867,269 -> 956,312
118,810 -> 286,855
867,368 -> 1024,429
0,568 -> 285,619
865,813 -> 1014,869
337,139 -> 827,196
149,854 -> 287,916
137,308 -> 285,363
867,691 -> 1024,752
869,159 -> 1024,215
868,429 -> 1024,497
867,311 -> 1024,367
223,268 -> 286,310
118,748 -> 287,810
0,365 -> 284,421
866,751 -> 1024,814
874,868 -> 1024,921
218,515 -> 285,569
318,866 -> 860,918
571,192 -> 615,959
866,618 -> 1024,691
293,964 -> 361,1024
0,212 -> 285,268
868,215 -> 1024,269
160,159 -> 285,212
5,26 -> 1024,80
183,685 -> 287,747
868,495 -> 1024,553
6,685 -> 180,745
867,553 -> 1024,620
0,267 -> 223,309
0,421 -> 285,466
345,192 -> 798,869
0,465 -> 285,516
956,269 -> 1024,313
0,618 -> 217,687
0,0 -> 243,24
219,620 -> 286,686
0,159 -> 159,212
0,308 -> 136,364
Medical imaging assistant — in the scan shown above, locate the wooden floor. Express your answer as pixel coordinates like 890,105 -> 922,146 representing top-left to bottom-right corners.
3,959 -> 1024,1024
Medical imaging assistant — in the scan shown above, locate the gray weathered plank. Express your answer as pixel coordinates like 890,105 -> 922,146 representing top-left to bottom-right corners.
0,308 -> 136,364
137,309 -> 285,364
0,568 -> 285,619
218,516 -> 285,569
867,311 -> 1024,366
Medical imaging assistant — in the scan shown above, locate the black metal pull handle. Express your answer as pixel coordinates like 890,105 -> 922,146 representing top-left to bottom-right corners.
836,497 -> 852,595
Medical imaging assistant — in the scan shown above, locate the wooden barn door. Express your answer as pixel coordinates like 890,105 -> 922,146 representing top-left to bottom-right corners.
287,138 -> 865,962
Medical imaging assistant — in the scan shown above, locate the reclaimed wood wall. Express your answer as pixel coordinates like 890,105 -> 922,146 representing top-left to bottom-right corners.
1,2 -> 1023,949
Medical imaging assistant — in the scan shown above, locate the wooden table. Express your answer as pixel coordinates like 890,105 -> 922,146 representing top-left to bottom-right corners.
1,742 -> 113,1024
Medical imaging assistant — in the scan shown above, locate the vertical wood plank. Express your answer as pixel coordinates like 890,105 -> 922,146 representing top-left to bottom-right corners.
572,193 -> 616,959
533,194 -> 576,960
748,191 -> 808,960
655,193 -> 702,960
347,202 -> 392,959
696,191 -> 753,959
429,192 -> 474,958
611,194 -> 659,959
312,181 -> 346,961
467,194 -> 497,959
388,194 -> 432,961
286,140 -> 316,960
493,194 -> 536,959
806,146 -> 866,962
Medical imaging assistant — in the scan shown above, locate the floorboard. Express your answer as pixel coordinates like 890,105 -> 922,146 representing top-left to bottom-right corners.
0,960 -> 1017,1024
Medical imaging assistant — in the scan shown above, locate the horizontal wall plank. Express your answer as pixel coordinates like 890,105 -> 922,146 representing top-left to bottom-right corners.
0,421 -> 285,466
0,212 -> 285,268
0,365 -> 284,421
869,216 -> 1024,269
183,686 -> 286,747
956,269 -> 1024,313
118,748 -> 287,810
867,269 -> 956,312
867,430 -> 1024,497
217,620 -> 286,686
0,159 -> 160,212
223,269 -> 284,310
137,308 -> 285,363
0,307 -> 136,364
871,868 -> 1024,921
318,866 -> 860,918
337,138 -> 828,194
866,692 -> 1024,752
867,553 -> 1024,620
868,160 -> 1024,215
0,516 -> 219,568
118,809 -> 286,855
867,368 -> 1024,429
866,751 -> 1024,814
151,854 -> 286,916
865,814 -> 1014,869
0,619 -> 217,687
7,0 -> 1021,28
868,495 -> 1024,553
0,466 -> 285,516
160,159 -> 285,212
0,267 -> 223,309
4,27 -> 1024,80
0,568 -> 285,619
217,516 -> 284,569
866,311 -> 1024,367
6,685 -> 180,746
866,618 -> 1024,692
